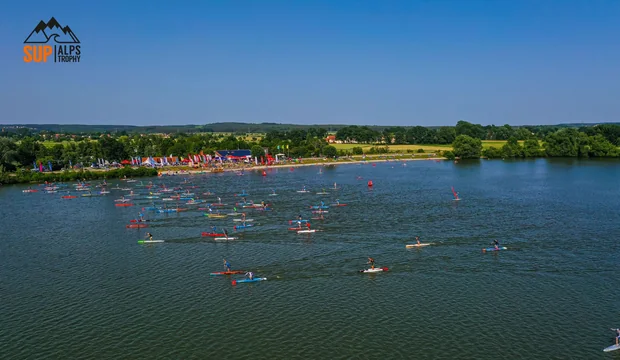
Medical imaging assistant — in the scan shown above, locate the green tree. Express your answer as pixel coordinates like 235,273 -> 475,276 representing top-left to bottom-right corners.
323,145 -> 337,157
482,146 -> 502,159
523,139 -> 543,157
251,145 -> 265,158
501,137 -> 524,158
452,135 -> 482,159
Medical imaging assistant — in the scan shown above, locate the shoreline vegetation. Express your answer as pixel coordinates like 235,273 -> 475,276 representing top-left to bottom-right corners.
0,154 -> 442,185
2,120 -> 620,184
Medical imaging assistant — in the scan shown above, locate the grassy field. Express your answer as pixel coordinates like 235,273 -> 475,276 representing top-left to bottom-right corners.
333,140 -> 521,152
41,140 -> 79,148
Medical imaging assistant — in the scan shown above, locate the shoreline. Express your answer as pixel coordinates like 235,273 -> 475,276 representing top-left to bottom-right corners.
161,156 -> 447,175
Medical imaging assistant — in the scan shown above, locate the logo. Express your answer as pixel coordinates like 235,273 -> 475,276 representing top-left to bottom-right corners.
23,17 -> 81,63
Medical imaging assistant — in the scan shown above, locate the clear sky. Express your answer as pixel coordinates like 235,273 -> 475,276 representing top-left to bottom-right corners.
2,0 -> 619,126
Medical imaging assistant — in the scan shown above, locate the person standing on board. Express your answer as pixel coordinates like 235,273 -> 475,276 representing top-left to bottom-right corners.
416,236 -> 421,245
146,233 -> 153,241
306,222 -> 311,230
493,239 -> 500,250
245,271 -> 254,280
367,257 -> 375,269
223,229 -> 229,240
241,213 -> 246,221
211,225 -> 217,233
223,259 -> 231,272
613,328 -> 620,346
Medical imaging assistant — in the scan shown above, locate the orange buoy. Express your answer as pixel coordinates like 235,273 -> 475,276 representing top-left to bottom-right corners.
368,180 -> 373,187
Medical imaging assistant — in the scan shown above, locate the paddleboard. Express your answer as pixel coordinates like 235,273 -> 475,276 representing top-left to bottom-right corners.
288,220 -> 309,224
296,190 -> 310,193
316,192 -> 328,195
234,277 -> 267,283
234,224 -> 254,229
604,344 -> 620,352
406,243 -> 432,248
269,194 -> 278,196
201,232 -> 225,237
297,229 -> 317,234
138,240 -> 164,244
360,267 -> 389,273
331,204 -> 347,207
311,210 -> 328,213
233,219 -> 254,222
214,237 -> 238,241
210,271 -> 245,276
482,246 -> 507,252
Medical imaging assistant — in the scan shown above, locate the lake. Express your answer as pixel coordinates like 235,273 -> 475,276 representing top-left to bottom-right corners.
1,159 -> 619,359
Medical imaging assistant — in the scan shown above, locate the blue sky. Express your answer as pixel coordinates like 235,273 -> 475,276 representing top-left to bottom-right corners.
2,0 -> 619,126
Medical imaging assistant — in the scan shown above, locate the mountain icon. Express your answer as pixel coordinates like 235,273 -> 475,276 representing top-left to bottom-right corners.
24,17 -> 80,44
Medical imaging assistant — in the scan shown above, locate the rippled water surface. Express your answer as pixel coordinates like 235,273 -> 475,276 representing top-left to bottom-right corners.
2,159 -> 620,359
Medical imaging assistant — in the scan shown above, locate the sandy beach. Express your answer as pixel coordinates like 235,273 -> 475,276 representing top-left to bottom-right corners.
159,156 -> 447,176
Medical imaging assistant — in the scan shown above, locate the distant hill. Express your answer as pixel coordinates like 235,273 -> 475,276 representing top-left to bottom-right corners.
1,123 -> 378,134
2,122 -> 617,135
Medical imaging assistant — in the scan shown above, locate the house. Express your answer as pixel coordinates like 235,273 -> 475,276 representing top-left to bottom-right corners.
215,149 -> 252,161
326,135 -> 336,143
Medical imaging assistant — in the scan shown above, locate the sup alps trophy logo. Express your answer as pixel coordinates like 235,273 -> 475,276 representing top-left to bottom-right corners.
23,17 -> 81,63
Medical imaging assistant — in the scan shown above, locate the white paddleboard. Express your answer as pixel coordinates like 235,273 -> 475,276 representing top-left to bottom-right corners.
214,237 -> 238,241
360,267 -> 388,273
233,219 -> 254,222
316,192 -> 328,195
139,240 -> 164,244
297,230 -> 317,234
406,243 -> 432,248
604,344 -> 620,352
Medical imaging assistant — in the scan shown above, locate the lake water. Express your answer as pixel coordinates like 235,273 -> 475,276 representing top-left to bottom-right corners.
1,159 -> 620,359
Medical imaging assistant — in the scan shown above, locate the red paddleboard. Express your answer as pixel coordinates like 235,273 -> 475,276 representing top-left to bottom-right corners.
115,203 -> 134,207
61,195 -> 77,199
202,232 -> 225,237
210,270 -> 246,275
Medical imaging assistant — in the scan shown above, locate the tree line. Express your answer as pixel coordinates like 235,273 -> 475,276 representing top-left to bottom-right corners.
2,121 -> 620,175
0,129 -> 337,172
335,121 -> 620,145
450,128 -> 620,159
